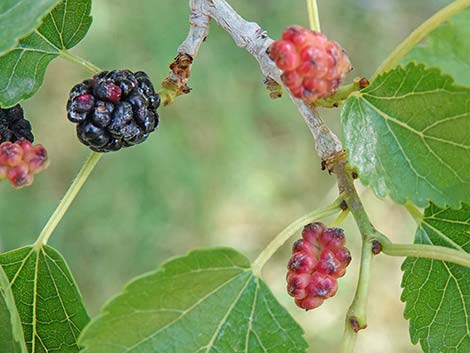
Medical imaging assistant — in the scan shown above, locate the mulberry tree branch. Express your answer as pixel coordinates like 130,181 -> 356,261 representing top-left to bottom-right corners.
168,0 -> 343,161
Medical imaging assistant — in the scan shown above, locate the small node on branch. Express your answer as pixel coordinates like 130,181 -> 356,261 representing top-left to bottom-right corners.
263,77 -> 283,99
358,77 -> 370,89
161,53 -> 194,105
321,149 -> 347,173
371,240 -> 383,255
350,318 -> 366,333
269,25 -> 352,104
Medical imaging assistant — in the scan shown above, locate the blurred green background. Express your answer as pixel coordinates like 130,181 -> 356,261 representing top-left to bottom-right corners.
0,1 -> 453,352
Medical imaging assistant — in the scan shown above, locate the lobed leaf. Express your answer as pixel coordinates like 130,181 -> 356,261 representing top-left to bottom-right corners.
79,248 -> 308,353
404,10 -> 470,86
0,265 -> 28,353
0,245 -> 90,353
0,0 -> 62,56
402,203 -> 470,353
341,63 -> 470,208
0,0 -> 92,107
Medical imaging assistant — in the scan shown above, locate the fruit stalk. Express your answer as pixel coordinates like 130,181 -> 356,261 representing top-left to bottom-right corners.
306,0 -> 321,32
252,199 -> 342,276
373,0 -> 470,78
34,152 -> 102,248
60,50 -> 102,75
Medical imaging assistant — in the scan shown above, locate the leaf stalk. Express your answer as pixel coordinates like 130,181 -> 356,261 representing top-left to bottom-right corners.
34,152 -> 102,248
251,199 -> 342,276
373,0 -> 470,78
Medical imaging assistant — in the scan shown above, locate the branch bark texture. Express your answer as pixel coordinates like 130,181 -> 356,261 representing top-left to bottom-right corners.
176,0 -> 343,161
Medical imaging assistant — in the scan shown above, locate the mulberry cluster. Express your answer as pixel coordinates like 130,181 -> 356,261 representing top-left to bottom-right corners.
0,105 -> 34,143
67,70 -> 161,152
0,106 -> 48,188
286,222 -> 351,310
0,140 -> 48,188
269,26 -> 352,103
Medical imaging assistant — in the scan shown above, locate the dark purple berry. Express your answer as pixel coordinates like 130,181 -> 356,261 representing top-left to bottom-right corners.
0,105 -> 34,143
74,94 -> 95,112
92,101 -> 114,127
66,70 -> 161,152
77,122 -> 110,148
94,82 -> 122,103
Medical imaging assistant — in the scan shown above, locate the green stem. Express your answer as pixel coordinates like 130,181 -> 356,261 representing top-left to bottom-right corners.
34,152 -> 102,248
59,50 -> 102,75
405,203 -> 424,224
382,243 -> 470,268
252,199 -> 342,276
373,0 -> 470,79
346,241 -> 374,327
341,240 -> 374,353
315,81 -> 360,108
306,0 -> 321,32
332,209 -> 350,227
340,322 -> 358,353
334,160 -> 377,353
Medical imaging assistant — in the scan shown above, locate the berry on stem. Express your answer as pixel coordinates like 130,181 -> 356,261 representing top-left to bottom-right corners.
287,222 -> 351,310
269,25 -> 352,104
0,106 -> 49,189
66,70 -> 161,152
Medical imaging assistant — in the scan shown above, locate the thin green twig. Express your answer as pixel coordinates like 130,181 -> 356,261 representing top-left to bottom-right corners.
252,198 -> 342,276
382,243 -> 470,268
306,0 -> 321,32
373,0 -> 470,79
34,152 -> 102,248
60,50 -> 102,75
332,209 -> 350,227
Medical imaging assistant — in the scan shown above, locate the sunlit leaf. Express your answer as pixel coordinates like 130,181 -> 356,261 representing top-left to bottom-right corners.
341,63 -> 470,208
79,248 -> 308,353
404,10 -> 470,86
0,245 -> 90,353
402,203 -> 470,353
0,0 -> 92,107
0,0 -> 62,55
0,265 -> 28,353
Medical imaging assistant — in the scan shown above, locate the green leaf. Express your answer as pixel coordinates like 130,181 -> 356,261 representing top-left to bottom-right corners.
79,248 -> 308,353
0,265 -> 28,353
402,203 -> 470,353
0,245 -> 90,353
341,63 -> 470,208
403,10 -> 470,86
0,0 -> 62,56
0,0 -> 92,107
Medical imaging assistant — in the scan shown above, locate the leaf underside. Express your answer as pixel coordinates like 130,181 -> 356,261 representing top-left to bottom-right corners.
341,63 -> 470,208
402,203 -> 470,353
0,245 -> 90,353
79,248 -> 308,353
0,0 -> 92,107
404,10 -> 470,87
0,265 -> 28,353
0,0 -> 62,56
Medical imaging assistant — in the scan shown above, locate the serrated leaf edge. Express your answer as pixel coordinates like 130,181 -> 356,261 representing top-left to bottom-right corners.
344,62 -> 470,209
